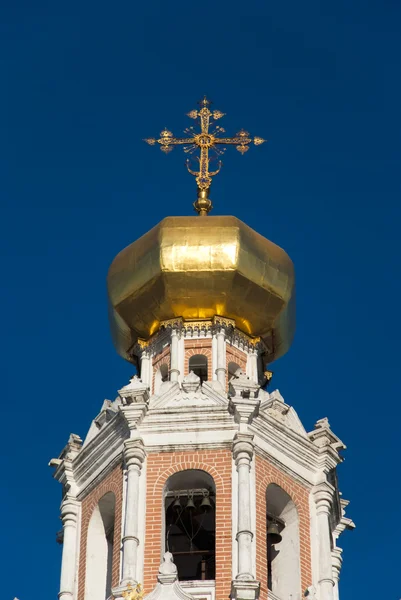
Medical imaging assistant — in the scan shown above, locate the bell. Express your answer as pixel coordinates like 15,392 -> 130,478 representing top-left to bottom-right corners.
173,497 -> 181,511
267,521 -> 282,545
200,494 -> 212,511
186,495 -> 196,510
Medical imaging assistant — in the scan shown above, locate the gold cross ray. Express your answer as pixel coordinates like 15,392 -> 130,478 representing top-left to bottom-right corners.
144,96 -> 265,215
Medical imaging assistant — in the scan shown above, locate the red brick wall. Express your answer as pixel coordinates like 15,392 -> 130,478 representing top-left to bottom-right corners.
184,339 -> 213,381
255,455 -> 312,600
152,346 -> 171,391
143,450 -> 232,598
77,465 -> 123,600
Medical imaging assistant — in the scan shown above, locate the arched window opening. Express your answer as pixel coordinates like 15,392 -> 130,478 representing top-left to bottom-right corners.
85,492 -> 116,600
188,355 -> 208,383
164,470 -> 216,581
227,361 -> 241,382
155,363 -> 169,394
266,484 -> 300,600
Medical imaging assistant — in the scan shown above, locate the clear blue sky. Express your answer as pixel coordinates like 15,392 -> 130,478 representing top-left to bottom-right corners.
1,1 -> 400,598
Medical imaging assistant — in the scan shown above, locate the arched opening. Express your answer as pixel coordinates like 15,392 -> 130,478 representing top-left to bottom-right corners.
164,469 -> 215,581
227,361 -> 241,382
266,484 -> 300,600
154,363 -> 169,394
85,492 -> 115,600
188,355 -> 208,383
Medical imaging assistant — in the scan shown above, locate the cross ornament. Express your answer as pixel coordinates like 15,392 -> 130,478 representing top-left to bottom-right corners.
144,97 -> 265,215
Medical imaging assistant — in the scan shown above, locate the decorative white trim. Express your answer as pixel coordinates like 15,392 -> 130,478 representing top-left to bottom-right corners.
231,456 -> 238,579
212,333 -> 217,381
59,496 -> 80,600
249,454 -> 257,578
309,490 -> 320,592
180,581 -> 215,600
136,456 -> 147,583
178,335 -> 185,384
250,411 -> 338,486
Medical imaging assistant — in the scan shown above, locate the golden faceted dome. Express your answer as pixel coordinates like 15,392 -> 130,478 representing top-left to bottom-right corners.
107,215 -> 295,363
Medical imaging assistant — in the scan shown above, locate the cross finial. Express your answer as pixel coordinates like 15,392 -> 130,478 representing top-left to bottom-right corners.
198,95 -> 211,108
144,98 -> 265,215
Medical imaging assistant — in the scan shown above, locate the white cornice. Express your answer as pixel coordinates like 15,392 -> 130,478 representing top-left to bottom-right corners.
73,411 -> 127,496
254,443 -> 314,488
250,414 -> 322,485
144,440 -> 233,454
142,405 -> 235,432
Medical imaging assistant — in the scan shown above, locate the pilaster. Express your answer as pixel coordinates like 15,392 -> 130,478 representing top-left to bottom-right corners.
246,347 -> 258,384
170,327 -> 181,383
331,547 -> 343,600
215,327 -> 227,387
313,482 -> 335,600
59,496 -> 80,600
231,431 -> 260,600
138,345 -> 152,390
114,438 -> 146,596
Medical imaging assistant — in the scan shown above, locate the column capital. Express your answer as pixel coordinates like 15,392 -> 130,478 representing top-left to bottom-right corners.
232,432 -> 254,466
124,438 -> 146,470
135,341 -> 152,358
331,547 -> 343,581
212,315 -> 235,336
159,317 -> 184,339
313,482 -> 335,515
170,326 -> 182,338
50,434 -> 82,496
60,497 -> 80,527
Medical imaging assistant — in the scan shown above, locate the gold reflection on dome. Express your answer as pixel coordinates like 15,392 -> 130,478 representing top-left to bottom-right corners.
107,215 -> 295,364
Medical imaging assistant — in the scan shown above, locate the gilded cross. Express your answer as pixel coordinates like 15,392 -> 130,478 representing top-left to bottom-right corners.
144,97 -> 265,215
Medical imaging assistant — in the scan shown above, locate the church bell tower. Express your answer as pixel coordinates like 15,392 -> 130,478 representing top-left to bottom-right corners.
51,98 -> 353,600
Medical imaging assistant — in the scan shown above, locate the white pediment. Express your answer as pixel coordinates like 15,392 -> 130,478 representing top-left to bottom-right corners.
259,389 -> 308,438
150,373 -> 227,410
82,399 -> 119,447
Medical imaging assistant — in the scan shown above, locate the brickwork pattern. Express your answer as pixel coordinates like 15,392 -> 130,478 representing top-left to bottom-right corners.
77,465 -> 123,600
143,450 -> 232,599
184,339 -> 213,381
255,455 -> 312,600
152,345 -> 171,392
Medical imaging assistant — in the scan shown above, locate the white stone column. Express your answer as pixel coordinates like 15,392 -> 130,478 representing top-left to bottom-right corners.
215,328 -> 226,387
140,348 -> 152,390
314,485 -> 335,600
247,348 -> 258,384
59,497 -> 80,600
332,547 -> 343,600
232,433 -> 254,580
170,328 -> 180,382
121,438 -> 146,586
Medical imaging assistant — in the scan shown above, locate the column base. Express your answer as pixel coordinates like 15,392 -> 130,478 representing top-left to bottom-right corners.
231,578 -> 260,600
